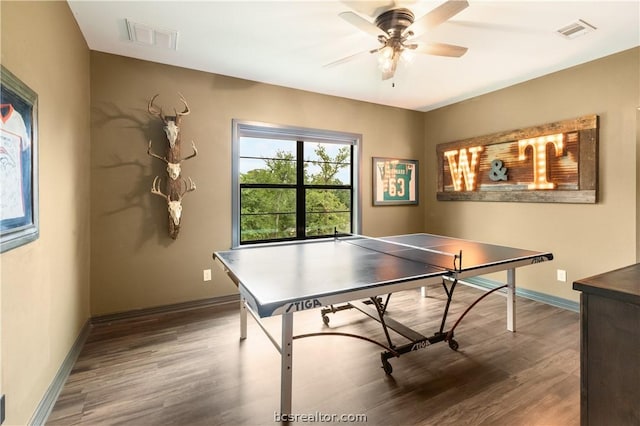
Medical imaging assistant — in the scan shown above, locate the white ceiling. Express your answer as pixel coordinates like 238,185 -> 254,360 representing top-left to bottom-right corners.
67,0 -> 639,112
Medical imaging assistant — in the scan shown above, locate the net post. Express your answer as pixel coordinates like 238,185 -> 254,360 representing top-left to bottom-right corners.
453,250 -> 463,272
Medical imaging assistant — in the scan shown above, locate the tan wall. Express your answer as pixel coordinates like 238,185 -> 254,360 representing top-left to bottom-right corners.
0,1 -> 91,425
89,52 -> 424,316
424,48 -> 639,302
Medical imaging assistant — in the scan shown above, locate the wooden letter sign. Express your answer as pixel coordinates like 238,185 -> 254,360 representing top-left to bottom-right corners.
436,115 -> 598,203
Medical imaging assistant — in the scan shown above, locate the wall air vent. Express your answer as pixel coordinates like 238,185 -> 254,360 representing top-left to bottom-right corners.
557,19 -> 596,39
126,19 -> 178,50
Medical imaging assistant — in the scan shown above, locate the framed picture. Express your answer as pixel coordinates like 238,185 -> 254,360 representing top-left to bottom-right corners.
373,157 -> 418,206
1,65 -> 39,253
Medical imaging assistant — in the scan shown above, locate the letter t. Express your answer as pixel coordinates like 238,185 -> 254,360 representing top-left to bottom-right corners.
518,134 -> 564,189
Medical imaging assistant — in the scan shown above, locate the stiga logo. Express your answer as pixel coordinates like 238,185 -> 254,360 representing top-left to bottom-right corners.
286,299 -> 322,312
411,340 -> 431,351
531,256 -> 546,264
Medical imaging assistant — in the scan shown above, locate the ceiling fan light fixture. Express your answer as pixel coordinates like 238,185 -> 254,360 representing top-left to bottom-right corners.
400,49 -> 415,64
378,45 -> 394,59
377,46 -> 395,71
378,56 -> 394,73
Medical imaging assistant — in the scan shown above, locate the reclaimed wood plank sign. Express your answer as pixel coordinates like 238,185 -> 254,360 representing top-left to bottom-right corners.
436,115 -> 598,203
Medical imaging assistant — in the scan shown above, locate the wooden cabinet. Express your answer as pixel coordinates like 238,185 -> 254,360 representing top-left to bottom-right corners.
573,264 -> 640,426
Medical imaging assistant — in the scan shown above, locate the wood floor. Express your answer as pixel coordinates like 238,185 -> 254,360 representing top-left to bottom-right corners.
47,284 -> 580,425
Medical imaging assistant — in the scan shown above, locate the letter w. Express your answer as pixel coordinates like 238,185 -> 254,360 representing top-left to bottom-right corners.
444,147 -> 483,191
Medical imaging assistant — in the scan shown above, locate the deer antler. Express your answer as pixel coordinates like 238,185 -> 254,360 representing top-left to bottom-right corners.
178,141 -> 198,162
147,141 -> 168,163
148,94 -> 166,122
177,177 -> 196,200
176,92 -> 190,117
151,176 -> 169,201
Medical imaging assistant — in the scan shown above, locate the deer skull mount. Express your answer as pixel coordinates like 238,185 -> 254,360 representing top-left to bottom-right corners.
148,94 -> 190,148
151,176 -> 196,226
147,140 -> 198,180
147,94 -> 198,239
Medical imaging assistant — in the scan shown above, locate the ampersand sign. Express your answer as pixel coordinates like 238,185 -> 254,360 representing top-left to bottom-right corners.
489,159 -> 508,181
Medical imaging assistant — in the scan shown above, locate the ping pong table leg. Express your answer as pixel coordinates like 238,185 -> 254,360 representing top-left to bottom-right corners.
281,312 -> 294,416
240,297 -> 247,340
507,268 -> 516,332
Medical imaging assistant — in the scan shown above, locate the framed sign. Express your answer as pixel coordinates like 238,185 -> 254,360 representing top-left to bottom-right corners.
1,65 -> 39,252
436,115 -> 598,203
373,157 -> 418,206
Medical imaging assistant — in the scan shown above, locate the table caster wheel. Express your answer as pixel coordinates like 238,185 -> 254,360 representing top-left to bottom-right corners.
322,315 -> 330,325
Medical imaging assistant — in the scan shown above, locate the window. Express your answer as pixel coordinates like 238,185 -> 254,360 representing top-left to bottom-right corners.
232,120 -> 361,247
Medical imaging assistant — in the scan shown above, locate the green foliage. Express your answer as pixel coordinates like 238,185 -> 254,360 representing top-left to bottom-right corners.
240,145 -> 351,242
241,152 -> 296,185
240,188 -> 296,240
307,145 -> 350,185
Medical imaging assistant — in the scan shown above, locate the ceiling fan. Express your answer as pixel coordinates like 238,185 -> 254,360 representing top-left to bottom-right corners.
332,0 -> 469,80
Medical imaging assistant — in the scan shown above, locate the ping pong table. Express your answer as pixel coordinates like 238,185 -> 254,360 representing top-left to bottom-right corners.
214,233 -> 553,415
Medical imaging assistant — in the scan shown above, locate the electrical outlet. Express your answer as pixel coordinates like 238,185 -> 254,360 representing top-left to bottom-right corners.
203,269 -> 212,282
557,269 -> 567,282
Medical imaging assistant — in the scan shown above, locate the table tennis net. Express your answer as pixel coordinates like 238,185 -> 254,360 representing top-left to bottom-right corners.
337,234 -> 461,272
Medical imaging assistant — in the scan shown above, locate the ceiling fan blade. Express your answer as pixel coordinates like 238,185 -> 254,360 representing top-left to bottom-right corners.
339,11 -> 387,38
323,48 -> 373,68
414,42 -> 468,57
407,0 -> 469,36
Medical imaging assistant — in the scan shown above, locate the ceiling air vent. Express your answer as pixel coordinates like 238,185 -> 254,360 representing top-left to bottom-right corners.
557,19 -> 596,39
126,19 -> 178,50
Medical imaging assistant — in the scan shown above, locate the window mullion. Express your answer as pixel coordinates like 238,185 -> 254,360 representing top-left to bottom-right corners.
350,146 -> 355,219
296,141 -> 305,239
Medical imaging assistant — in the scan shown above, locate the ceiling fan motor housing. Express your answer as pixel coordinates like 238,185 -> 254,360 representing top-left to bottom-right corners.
374,8 -> 415,38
